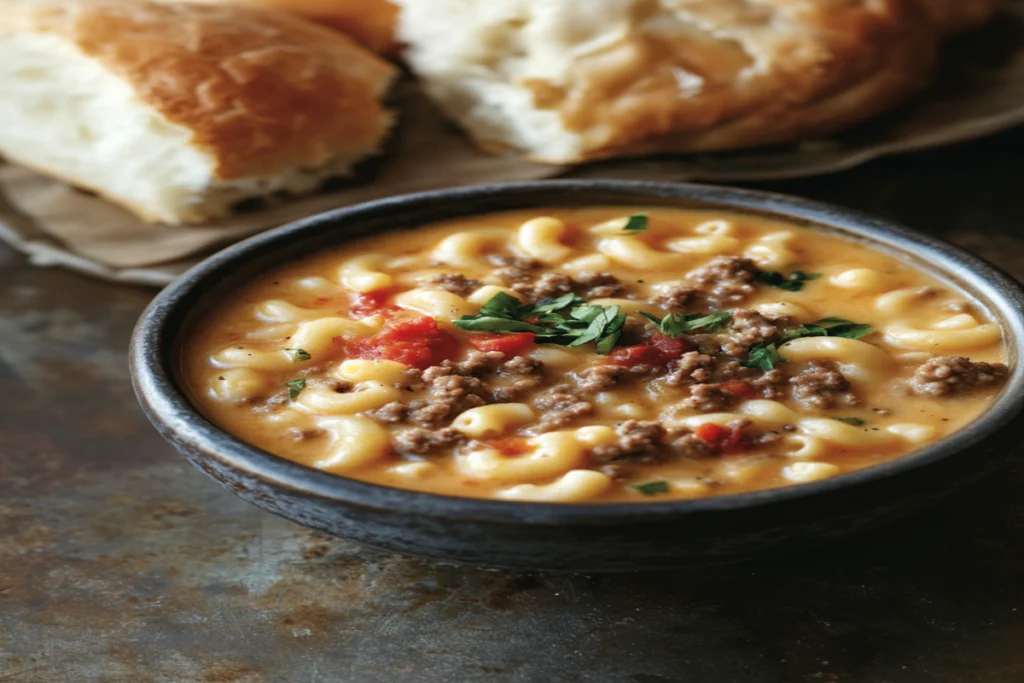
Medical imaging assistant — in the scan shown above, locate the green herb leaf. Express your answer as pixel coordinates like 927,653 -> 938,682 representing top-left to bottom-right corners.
754,269 -> 822,292
814,317 -> 875,339
639,312 -> 663,327
646,311 -> 733,338
455,292 -> 630,353
478,291 -> 531,319
832,417 -> 866,426
746,316 -> 874,370
285,348 -> 311,362
287,379 -> 307,400
531,293 -> 583,316
632,481 -> 670,496
742,343 -> 783,370
782,317 -> 875,342
570,304 -> 607,324
452,317 -> 551,334
622,214 -> 649,233
679,311 -> 732,333
595,313 -> 628,355
568,306 -> 621,348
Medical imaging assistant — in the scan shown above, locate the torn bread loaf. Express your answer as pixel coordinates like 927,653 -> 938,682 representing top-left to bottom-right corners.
394,0 -> 995,164
0,0 -> 397,225
194,0 -> 400,54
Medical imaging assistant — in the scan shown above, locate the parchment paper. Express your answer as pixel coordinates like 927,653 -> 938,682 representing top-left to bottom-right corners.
2,2 -> 1022,287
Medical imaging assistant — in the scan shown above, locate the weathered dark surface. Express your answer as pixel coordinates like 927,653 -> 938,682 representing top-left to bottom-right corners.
2,129 -> 1023,683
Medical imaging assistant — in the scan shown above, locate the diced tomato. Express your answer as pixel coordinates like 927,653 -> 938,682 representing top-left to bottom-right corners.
694,423 -> 729,444
694,422 -> 749,453
649,333 -> 694,360
606,344 -> 665,367
719,380 -> 756,399
348,289 -> 398,319
489,437 -> 533,456
606,333 -> 695,367
345,315 -> 459,370
468,332 -> 536,355
721,429 -> 750,452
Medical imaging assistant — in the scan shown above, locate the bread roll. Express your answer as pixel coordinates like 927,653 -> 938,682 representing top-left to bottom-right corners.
394,0 -> 994,164
196,0 -> 399,54
0,0 -> 397,224
915,0 -> 998,36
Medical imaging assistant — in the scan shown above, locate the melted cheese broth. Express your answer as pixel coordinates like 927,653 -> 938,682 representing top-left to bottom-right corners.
182,207 -> 1007,502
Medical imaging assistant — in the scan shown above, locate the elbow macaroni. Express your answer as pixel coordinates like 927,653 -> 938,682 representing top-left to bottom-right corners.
338,255 -> 394,293
185,205 -> 1008,503
452,404 -> 536,439
516,217 -> 575,263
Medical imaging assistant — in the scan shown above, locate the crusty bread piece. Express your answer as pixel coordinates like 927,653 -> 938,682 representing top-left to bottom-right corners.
0,0 -> 397,224
193,0 -> 399,54
916,0 -> 998,36
394,0 -> 994,164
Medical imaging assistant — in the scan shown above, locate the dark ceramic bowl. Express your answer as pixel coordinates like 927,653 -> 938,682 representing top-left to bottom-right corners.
130,181 -> 1024,572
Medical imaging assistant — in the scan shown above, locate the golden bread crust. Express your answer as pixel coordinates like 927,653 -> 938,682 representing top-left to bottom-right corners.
397,0 -> 997,163
913,0 -> 998,36
196,0 -> 400,54
528,0 -> 940,161
5,0 -> 397,180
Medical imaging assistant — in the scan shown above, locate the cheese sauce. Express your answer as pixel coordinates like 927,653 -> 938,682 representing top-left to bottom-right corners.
182,207 -> 1008,502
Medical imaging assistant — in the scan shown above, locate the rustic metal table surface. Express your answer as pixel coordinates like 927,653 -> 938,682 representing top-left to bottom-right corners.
2,130 -> 1024,683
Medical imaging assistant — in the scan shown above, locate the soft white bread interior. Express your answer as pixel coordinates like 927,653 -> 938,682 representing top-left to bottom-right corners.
394,0 -> 993,164
0,0 -> 397,225
191,0 -> 400,54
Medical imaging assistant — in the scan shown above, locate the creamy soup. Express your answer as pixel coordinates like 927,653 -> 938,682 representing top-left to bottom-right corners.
182,207 -> 1008,502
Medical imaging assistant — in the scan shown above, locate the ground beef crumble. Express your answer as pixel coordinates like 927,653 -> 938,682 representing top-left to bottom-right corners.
423,351 -> 505,381
399,373 -> 491,427
392,427 -> 466,455
504,356 -> 543,375
531,387 -> 595,433
910,356 -> 1008,396
577,365 -> 628,393
721,309 -> 788,357
685,256 -> 758,308
426,273 -> 481,297
368,401 -> 407,423
369,351 -> 549,427
573,271 -> 625,298
750,369 -> 787,400
489,255 -> 542,284
667,430 -> 718,458
651,284 -> 698,310
491,355 -> 546,402
507,270 -> 627,302
790,361 -> 860,409
681,384 -> 735,412
592,421 -> 667,464
512,272 -> 573,300
663,352 -> 716,386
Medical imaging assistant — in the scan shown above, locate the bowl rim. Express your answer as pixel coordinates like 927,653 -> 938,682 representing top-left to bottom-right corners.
130,180 -> 1024,525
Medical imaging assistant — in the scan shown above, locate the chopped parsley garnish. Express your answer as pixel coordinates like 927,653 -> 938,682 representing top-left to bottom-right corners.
832,417 -> 866,426
622,214 -> 649,233
743,343 -> 783,371
285,348 -> 311,362
640,311 -> 732,337
742,317 -> 875,370
453,293 -> 626,354
782,316 -> 875,341
754,269 -> 822,292
632,480 -> 670,496
287,379 -> 307,400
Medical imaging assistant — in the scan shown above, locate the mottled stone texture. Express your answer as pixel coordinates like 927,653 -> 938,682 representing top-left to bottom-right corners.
1,130 -> 1023,683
